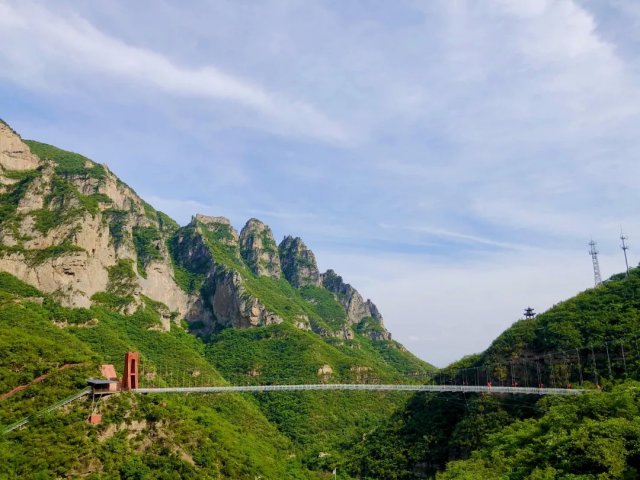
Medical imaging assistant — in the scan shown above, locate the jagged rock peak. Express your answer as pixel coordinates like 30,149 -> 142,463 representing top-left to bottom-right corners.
322,269 -> 390,340
194,214 -> 232,226
0,121 -> 40,171
279,236 -> 321,288
192,214 -> 239,246
239,218 -> 282,278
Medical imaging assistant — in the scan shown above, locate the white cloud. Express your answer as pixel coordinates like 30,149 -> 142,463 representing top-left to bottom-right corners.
381,223 -> 526,250
2,0 -> 640,370
0,1 -> 347,143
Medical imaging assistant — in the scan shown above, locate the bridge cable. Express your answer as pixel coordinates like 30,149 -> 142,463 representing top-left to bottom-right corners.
605,342 -> 613,380
575,348 -> 583,386
548,354 -> 555,388
590,345 -> 599,386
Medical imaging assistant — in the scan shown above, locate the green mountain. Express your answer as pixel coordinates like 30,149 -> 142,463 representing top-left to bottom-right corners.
345,269 -> 640,479
0,119 -> 433,479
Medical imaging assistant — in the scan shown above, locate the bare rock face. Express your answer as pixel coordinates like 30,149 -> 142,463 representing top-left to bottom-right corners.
278,236 -> 321,287
335,325 -> 355,340
239,218 -> 282,278
194,214 -> 239,247
172,219 -> 283,332
294,314 -> 311,331
137,261 -> 190,327
209,269 -> 283,328
0,122 -> 40,171
322,269 -> 391,340
321,269 -> 375,323
0,121 -> 190,326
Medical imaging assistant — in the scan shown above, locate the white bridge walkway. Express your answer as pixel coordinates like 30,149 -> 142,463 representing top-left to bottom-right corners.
133,384 -> 584,396
1,384 -> 584,434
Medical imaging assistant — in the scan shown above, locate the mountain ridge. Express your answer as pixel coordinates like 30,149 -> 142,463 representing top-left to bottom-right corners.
0,120 -> 395,344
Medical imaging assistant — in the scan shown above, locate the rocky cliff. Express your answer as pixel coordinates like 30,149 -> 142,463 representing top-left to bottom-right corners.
170,216 -> 282,334
239,218 -> 282,278
279,236 -> 321,287
322,269 -> 391,340
0,122 -> 188,328
0,119 -> 394,341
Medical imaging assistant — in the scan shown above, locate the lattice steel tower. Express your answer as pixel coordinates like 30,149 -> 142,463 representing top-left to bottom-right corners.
621,230 -> 630,279
589,240 -> 602,287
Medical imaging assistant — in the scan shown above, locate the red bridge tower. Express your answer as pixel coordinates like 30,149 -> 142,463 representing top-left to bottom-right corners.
122,352 -> 139,390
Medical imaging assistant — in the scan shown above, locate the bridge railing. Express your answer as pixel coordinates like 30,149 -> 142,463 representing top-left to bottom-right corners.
1,387 -> 91,435
132,384 -> 583,396
134,333 -> 640,394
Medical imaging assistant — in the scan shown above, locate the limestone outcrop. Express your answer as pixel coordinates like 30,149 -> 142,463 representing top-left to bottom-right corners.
239,218 -> 282,278
278,236 -> 321,287
171,218 -> 283,333
208,269 -> 283,328
0,122 -> 189,326
0,122 -> 40,172
322,269 -> 391,340
0,119 -> 396,343
194,214 -> 240,248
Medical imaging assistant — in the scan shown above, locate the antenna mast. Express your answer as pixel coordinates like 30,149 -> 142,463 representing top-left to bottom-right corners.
589,240 -> 602,287
621,230 -> 630,279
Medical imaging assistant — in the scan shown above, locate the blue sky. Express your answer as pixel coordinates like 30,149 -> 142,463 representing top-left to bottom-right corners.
1,0 -> 639,366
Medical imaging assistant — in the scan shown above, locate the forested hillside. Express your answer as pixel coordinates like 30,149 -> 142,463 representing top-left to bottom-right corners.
345,268 -> 640,479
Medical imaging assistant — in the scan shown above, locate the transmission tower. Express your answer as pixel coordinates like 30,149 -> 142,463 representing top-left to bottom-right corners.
589,240 -> 602,287
620,230 -> 630,279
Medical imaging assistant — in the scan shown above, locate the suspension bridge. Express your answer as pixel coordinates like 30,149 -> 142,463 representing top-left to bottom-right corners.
5,331 -> 640,434
133,384 -> 582,395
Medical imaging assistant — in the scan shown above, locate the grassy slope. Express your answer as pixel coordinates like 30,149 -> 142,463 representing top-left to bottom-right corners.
481,268 -> 640,365
206,323 -> 422,468
434,270 -> 640,479
0,274 -> 318,479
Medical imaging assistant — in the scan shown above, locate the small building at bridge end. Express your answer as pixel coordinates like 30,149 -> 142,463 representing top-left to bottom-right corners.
86,353 -> 140,425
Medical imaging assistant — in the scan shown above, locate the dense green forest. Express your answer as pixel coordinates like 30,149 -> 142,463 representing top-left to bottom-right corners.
343,269 -> 640,479
4,268 -> 640,479
0,270 -> 419,479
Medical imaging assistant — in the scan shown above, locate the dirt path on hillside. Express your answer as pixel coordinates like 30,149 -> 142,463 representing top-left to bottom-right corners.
0,363 -> 84,401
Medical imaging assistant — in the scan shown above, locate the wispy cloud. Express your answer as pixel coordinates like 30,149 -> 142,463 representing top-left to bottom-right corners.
380,223 -> 525,251
0,1 -> 347,143
1,0 -> 639,365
